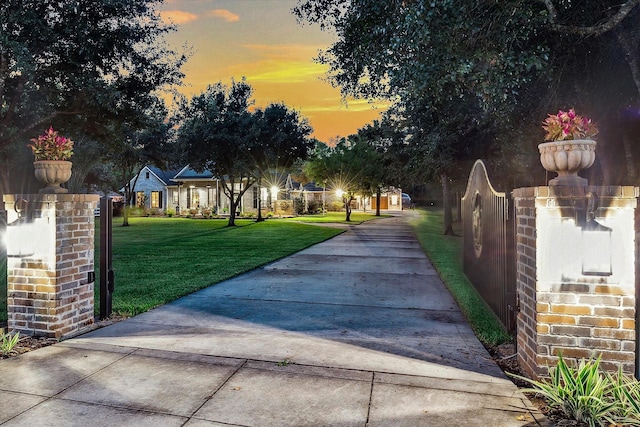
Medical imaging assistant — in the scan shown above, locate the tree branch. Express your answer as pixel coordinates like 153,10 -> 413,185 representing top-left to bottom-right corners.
538,0 -> 640,36
0,110 -> 85,151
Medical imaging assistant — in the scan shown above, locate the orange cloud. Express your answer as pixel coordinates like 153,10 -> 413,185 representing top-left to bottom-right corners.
159,10 -> 198,25
208,9 -> 240,22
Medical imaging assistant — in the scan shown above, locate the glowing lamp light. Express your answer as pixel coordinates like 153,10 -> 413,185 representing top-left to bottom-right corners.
336,189 -> 344,199
271,186 -> 279,199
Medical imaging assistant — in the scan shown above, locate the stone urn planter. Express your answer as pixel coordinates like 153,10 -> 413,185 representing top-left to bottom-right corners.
538,139 -> 596,186
33,160 -> 73,193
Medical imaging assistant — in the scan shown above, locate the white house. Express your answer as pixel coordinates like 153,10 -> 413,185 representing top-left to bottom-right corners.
126,165 -> 405,215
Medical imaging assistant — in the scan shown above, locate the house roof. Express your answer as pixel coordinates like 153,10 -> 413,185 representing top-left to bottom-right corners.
172,166 -> 216,181
288,176 -> 325,192
301,182 -> 326,192
147,166 -> 183,186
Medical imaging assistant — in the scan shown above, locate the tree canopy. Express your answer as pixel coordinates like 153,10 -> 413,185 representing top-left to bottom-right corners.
177,80 -> 313,226
0,0 -> 185,193
295,0 -> 640,231
304,134 -> 387,221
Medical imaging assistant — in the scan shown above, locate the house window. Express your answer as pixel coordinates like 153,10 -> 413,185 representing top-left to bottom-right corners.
172,190 -> 179,204
145,171 -> 150,179
253,186 -> 259,209
136,191 -> 146,207
151,191 -> 162,209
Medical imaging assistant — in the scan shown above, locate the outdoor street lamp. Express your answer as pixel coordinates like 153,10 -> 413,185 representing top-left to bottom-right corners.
271,186 -> 279,211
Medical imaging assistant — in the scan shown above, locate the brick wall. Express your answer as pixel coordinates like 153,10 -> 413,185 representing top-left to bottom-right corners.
512,186 -> 637,379
4,194 -> 100,339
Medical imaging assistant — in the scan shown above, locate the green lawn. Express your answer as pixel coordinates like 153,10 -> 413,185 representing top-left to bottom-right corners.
95,217 -> 344,317
3,209 -> 511,350
286,211 -> 391,224
407,208 -> 511,347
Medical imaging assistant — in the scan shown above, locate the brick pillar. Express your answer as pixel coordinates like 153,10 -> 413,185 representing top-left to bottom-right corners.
3,194 -> 99,339
513,186 -> 637,379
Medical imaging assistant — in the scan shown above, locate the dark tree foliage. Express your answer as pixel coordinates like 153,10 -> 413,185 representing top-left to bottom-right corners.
177,80 -> 313,226
177,80 -> 258,226
295,0 -> 640,233
0,0 -> 185,192
114,98 -> 175,226
253,103 -> 314,220
304,136 -> 385,221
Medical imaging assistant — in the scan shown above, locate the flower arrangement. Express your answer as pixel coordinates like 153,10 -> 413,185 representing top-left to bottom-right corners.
542,109 -> 598,142
28,127 -> 74,161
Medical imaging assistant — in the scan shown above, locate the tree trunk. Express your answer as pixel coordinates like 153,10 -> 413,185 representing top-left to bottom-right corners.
122,206 -> 130,227
228,197 -> 237,226
122,181 -> 131,227
256,177 -> 264,222
344,196 -> 352,221
375,187 -> 381,216
441,174 -> 455,235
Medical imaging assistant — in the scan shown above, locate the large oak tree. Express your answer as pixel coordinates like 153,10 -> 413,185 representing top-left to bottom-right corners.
177,80 -> 313,226
0,0 -> 185,193
295,0 -> 640,231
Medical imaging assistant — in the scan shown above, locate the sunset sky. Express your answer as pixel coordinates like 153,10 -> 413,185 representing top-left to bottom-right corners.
159,0 -> 387,143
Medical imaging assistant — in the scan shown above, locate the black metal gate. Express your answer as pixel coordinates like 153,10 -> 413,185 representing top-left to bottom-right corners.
461,160 -> 516,333
0,205 -> 6,327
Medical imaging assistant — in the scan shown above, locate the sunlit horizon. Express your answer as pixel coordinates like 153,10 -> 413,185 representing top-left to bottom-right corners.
159,0 -> 388,143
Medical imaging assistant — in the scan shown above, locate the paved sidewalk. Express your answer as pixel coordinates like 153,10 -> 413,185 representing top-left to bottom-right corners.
0,212 -> 546,426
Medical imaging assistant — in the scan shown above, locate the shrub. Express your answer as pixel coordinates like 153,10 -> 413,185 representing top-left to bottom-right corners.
165,208 -> 175,217
327,201 -> 343,212
294,197 -> 305,215
511,354 -> 640,427
307,199 -> 321,214
126,206 -> 146,217
1,330 -> 20,356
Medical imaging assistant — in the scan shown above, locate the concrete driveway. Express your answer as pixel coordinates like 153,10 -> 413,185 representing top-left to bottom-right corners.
0,212 -> 546,426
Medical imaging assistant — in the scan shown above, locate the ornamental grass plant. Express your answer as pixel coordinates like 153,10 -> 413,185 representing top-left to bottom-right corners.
510,354 -> 640,427
0,329 -> 20,356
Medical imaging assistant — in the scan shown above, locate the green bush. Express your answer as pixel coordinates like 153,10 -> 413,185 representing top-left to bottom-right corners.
511,354 -> 640,427
326,201 -> 343,212
307,199 -> 321,214
165,208 -> 175,217
294,197 -> 305,215
126,206 -> 146,217
1,330 -> 20,356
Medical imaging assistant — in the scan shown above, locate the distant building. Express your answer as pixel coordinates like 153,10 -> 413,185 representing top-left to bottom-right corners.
125,165 -> 404,215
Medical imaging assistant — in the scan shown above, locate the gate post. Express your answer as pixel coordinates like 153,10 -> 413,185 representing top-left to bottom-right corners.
99,196 -> 114,319
1,202 -> 6,326
513,186 -> 638,379
3,194 -> 99,338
